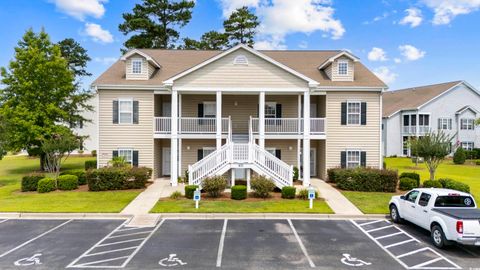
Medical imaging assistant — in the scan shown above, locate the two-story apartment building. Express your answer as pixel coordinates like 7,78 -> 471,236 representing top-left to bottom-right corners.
92,44 -> 386,188
382,81 -> 480,157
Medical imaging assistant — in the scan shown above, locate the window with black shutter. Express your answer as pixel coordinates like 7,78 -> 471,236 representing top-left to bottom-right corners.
360,151 -> 366,167
113,100 -> 119,124
340,151 -> 346,168
133,150 -> 139,167
133,101 -> 139,124
360,102 -> 367,125
341,102 -> 347,125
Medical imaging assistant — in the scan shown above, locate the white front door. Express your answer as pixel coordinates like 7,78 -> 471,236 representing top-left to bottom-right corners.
162,147 -> 171,176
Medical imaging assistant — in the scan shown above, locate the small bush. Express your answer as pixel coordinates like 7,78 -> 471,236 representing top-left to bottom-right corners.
185,185 -> 199,199
399,172 -> 420,187
86,166 -> 151,191
250,176 -> 275,198
383,161 -> 387,169
38,177 -> 57,193
21,174 -> 45,192
293,167 -> 299,181
125,167 -> 152,189
281,186 -> 296,199
423,180 -> 442,188
170,191 -> 182,200
202,176 -> 227,198
453,147 -> 466,164
91,150 -> 97,157
476,161 -> 480,166
399,178 -> 418,191
231,185 -> 247,200
61,169 -> 86,185
327,168 -> 342,183
85,160 -> 97,170
297,189 -> 318,200
57,175 -> 79,191
184,170 -> 189,182
330,167 -> 398,192
438,178 -> 470,193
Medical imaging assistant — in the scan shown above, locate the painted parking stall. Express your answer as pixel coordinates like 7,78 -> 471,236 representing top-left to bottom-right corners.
352,219 -> 462,269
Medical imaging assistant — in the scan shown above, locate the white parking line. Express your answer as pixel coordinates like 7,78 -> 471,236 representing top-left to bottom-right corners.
74,256 -> 130,268
216,219 -> 228,267
107,231 -> 151,239
0,219 -> 72,258
384,239 -> 416,249
288,219 -> 315,268
397,247 -> 429,259
375,231 -> 403,240
410,257 -> 444,269
366,225 -> 394,233
83,247 -> 138,257
358,220 -> 385,226
0,219 -> 8,224
96,238 -> 145,247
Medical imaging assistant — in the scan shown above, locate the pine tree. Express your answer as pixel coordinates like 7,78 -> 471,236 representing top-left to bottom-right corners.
180,31 -> 228,50
223,6 -> 259,47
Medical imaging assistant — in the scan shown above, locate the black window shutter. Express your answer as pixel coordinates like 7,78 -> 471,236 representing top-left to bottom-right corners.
198,104 -> 204,117
197,149 -> 203,161
256,104 -> 259,117
340,151 -> 346,168
360,151 -> 367,167
112,150 -> 118,158
361,102 -> 367,125
133,151 -> 139,167
113,100 -> 119,124
276,104 -> 282,118
438,118 -> 441,129
275,149 -> 281,159
341,102 -> 347,125
448,119 -> 452,130
133,101 -> 139,124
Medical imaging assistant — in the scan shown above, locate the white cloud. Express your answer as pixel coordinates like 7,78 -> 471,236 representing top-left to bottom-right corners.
394,58 -> 402,63
399,44 -> 426,61
49,0 -> 107,21
422,0 -> 480,25
298,41 -> 308,49
374,66 -> 398,84
94,57 -> 118,65
254,38 -> 287,50
368,47 -> 388,61
84,23 -> 113,43
363,12 -> 389,24
218,0 -> 261,17
399,8 -> 423,27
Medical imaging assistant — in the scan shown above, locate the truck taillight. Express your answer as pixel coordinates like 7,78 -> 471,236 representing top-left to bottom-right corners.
456,221 -> 463,234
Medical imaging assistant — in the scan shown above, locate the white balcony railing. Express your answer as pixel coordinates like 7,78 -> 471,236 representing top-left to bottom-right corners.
250,118 -> 326,135
154,117 -> 229,134
402,125 -> 430,135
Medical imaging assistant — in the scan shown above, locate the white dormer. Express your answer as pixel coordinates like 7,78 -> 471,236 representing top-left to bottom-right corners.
318,51 -> 359,82
121,49 -> 161,80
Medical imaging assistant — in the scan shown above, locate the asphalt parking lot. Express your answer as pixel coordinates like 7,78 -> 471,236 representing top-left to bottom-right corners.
0,218 -> 478,269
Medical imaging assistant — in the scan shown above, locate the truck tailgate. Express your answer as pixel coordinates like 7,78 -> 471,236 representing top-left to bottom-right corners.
463,220 -> 480,237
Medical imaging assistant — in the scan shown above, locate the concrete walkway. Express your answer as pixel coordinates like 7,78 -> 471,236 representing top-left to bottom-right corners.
311,178 -> 363,215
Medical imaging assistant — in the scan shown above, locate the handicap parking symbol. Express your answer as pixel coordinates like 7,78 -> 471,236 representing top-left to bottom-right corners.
14,253 -> 42,266
341,253 -> 371,267
159,254 -> 187,267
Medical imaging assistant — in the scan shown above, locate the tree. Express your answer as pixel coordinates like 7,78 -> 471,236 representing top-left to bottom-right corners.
57,38 -> 92,78
41,129 -> 79,179
179,31 -> 228,50
0,115 -> 6,159
223,6 -> 259,47
119,0 -> 195,51
453,147 -> 466,164
476,118 -> 480,126
410,131 -> 455,180
0,29 -> 91,169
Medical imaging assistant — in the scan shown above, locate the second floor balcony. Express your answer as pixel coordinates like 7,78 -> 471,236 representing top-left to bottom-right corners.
402,125 -> 431,135
251,118 -> 326,135
154,117 -> 230,135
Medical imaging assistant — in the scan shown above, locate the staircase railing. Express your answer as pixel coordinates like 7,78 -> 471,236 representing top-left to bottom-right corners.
251,144 -> 293,187
188,143 -> 230,186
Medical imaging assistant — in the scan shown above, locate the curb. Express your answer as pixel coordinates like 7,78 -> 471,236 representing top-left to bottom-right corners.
0,212 -> 132,220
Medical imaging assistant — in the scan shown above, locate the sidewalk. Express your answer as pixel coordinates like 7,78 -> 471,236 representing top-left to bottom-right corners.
311,178 -> 363,215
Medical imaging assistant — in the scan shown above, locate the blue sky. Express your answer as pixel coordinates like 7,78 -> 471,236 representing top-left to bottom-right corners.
1,0 -> 479,90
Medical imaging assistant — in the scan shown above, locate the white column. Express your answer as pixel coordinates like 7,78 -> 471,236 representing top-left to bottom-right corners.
297,139 -> 301,179
297,94 -> 302,179
170,90 -> 179,186
231,169 -> 235,187
303,91 -> 311,186
216,91 -> 222,150
259,91 -> 265,148
246,169 -> 251,191
178,94 -> 182,177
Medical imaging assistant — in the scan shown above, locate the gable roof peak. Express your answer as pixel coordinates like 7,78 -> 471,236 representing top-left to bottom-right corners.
318,50 -> 360,70
120,49 -> 162,68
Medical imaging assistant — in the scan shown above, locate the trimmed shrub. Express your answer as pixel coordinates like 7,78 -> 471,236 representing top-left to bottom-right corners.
331,167 -> 398,192
170,191 -> 182,200
38,177 -> 56,193
327,168 -> 342,183
61,169 -> 87,185
125,167 -> 152,189
91,150 -> 97,157
399,172 -> 420,187
399,178 -> 418,191
423,180 -> 442,188
250,176 -> 275,198
438,178 -> 470,193
85,160 -> 97,170
86,166 -> 151,191
476,161 -> 480,166
57,175 -> 79,191
453,147 -> 466,164
473,148 -> 480,159
281,186 -> 296,199
293,167 -> 299,181
185,185 -> 199,199
21,174 -> 45,192
231,185 -> 247,200
297,189 -> 318,200
202,176 -> 227,198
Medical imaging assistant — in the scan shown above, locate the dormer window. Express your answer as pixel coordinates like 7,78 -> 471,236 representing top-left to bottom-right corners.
132,59 -> 143,74
338,60 -> 348,75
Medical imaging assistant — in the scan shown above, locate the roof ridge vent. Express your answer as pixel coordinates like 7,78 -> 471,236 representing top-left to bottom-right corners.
233,54 -> 248,65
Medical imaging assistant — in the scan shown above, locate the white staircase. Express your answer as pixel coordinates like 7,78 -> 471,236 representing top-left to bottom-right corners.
188,120 -> 293,188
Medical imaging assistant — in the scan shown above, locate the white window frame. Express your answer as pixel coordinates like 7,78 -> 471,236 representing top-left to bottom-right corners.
346,150 -> 361,168
461,142 -> 474,151
203,102 -> 216,118
338,60 -> 348,75
460,118 -> 474,130
202,147 -> 215,157
347,101 -> 361,125
266,148 -> 276,155
118,148 -> 133,164
131,59 -> 143,74
265,102 -> 277,118
118,98 -> 133,124
438,118 -> 451,130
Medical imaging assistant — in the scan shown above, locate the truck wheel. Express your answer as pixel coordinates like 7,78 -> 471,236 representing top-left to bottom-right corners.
390,205 -> 402,223
431,225 -> 450,248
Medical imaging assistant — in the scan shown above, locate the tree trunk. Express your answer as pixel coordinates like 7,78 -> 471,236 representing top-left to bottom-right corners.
429,168 -> 435,180
40,152 -> 46,171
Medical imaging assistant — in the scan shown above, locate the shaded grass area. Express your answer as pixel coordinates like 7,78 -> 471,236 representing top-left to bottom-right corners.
341,191 -> 398,214
151,198 -> 333,213
0,155 -> 141,212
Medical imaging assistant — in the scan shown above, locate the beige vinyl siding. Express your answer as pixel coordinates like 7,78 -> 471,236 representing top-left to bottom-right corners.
312,140 -> 326,179
147,62 -> 155,78
174,48 -> 308,89
181,139 -> 216,173
125,56 -> 149,80
324,64 -> 333,80
326,91 -> 381,169
330,57 -> 354,82
265,139 -> 298,166
98,90 -> 154,174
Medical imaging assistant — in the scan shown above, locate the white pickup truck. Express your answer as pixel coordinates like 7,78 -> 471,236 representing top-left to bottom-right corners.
389,188 -> 480,248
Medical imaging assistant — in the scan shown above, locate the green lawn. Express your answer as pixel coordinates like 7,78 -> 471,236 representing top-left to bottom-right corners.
0,155 -> 141,213
341,157 -> 480,214
151,198 -> 333,213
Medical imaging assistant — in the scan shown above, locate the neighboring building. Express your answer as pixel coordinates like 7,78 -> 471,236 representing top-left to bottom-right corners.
382,81 -> 480,157
92,44 -> 386,188
72,95 -> 97,154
